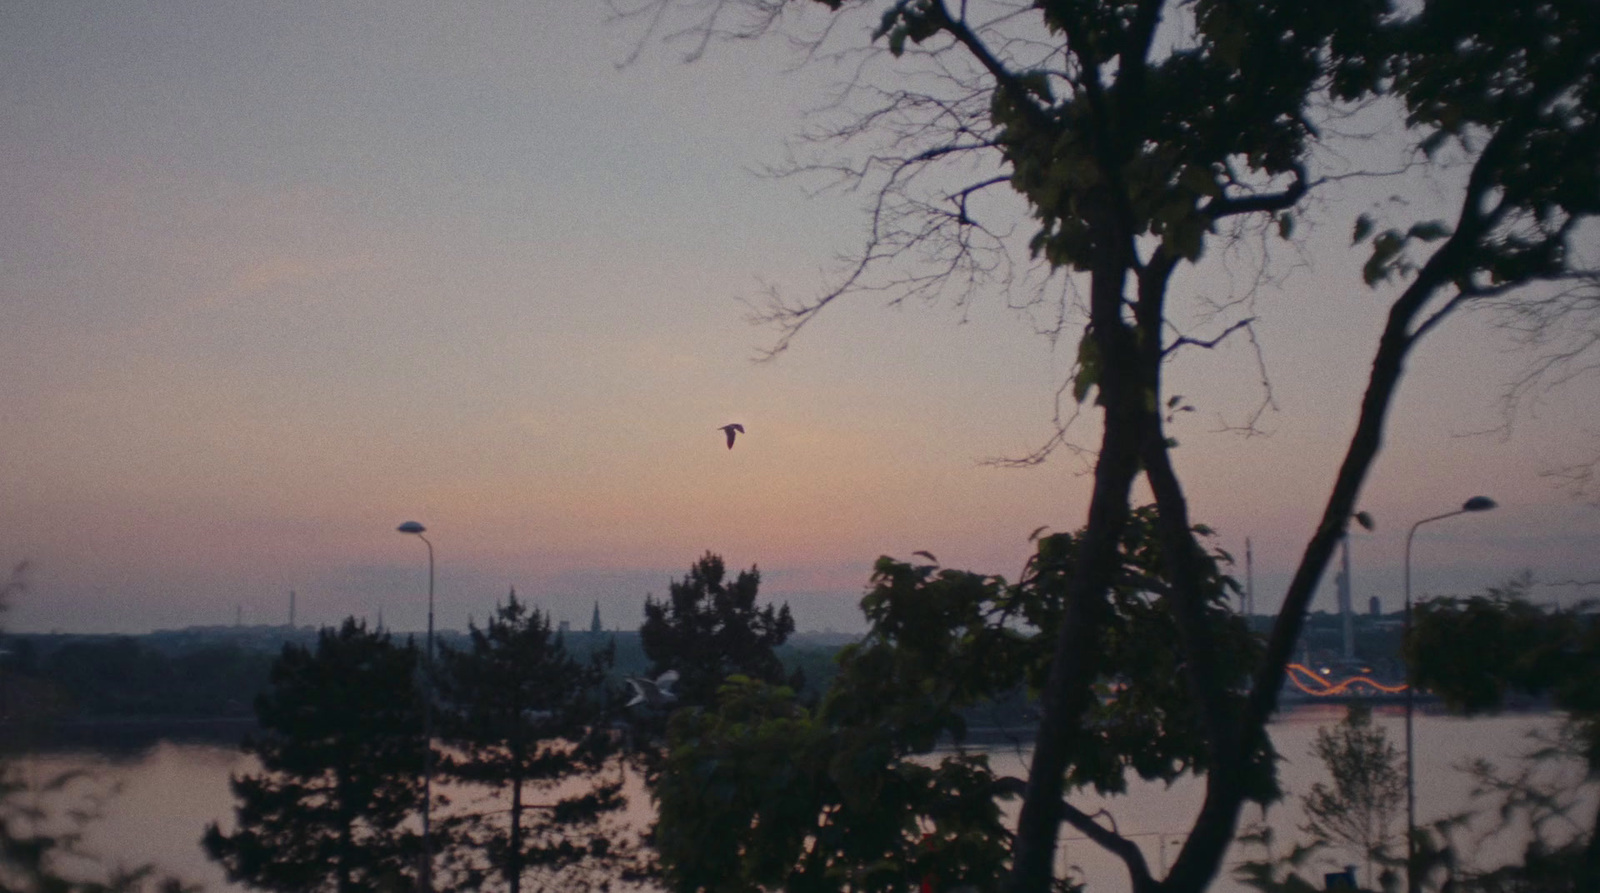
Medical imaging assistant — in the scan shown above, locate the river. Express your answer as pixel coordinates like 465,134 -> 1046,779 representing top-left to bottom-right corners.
7,707 -> 1590,892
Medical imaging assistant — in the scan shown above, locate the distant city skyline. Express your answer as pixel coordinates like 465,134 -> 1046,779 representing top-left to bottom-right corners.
3,3 -> 1596,635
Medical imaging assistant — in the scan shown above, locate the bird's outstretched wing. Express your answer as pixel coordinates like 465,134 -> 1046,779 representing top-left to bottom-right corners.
624,672 -> 679,708
719,423 -> 745,449
624,677 -> 649,707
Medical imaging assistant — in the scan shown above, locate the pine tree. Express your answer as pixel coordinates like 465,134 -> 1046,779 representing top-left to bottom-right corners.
435,590 -> 626,893
624,1 -> 1600,889
203,619 -> 426,893
640,552 -> 796,709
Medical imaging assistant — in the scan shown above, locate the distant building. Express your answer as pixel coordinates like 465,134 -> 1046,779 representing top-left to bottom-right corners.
558,620 -> 571,633
590,601 -> 603,635
1369,596 -> 1381,616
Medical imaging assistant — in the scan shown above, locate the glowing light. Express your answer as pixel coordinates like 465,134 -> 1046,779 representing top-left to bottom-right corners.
1285,663 -> 1408,696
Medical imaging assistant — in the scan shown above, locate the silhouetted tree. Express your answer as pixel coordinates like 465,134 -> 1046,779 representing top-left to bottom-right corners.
1300,705 -> 1406,889
204,619 -> 426,893
640,552 -> 797,709
0,763 -> 201,893
1239,678 -> 1597,893
1412,579 -> 1600,889
4,633 -> 276,722
654,507 -> 1260,893
435,590 -> 628,893
0,561 -> 24,725
623,1 -> 1600,890
0,561 -> 196,892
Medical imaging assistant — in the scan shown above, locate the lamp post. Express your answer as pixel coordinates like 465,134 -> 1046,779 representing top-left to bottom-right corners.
397,521 -> 435,893
1403,495 -> 1495,893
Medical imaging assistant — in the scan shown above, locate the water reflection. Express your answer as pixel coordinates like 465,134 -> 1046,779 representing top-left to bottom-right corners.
15,743 -> 251,892
13,709 -> 1588,893
981,709 -> 1587,891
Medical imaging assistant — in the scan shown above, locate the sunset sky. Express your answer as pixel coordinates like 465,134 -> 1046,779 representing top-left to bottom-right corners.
3,2 -> 1596,635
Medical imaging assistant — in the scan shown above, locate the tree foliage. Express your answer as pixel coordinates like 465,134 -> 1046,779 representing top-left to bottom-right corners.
1240,714 -> 1598,893
1411,580 -> 1600,888
1299,706 -> 1405,889
0,764 -> 200,893
621,1 -> 1600,890
435,591 -> 630,893
640,552 -> 797,709
654,507 -> 1257,893
1412,578 -> 1600,761
20,637 -> 272,719
0,562 -> 196,893
203,619 -> 426,893
1445,725 -> 1598,893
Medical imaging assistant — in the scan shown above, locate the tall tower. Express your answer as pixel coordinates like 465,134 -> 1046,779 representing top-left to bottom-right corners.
1244,538 -> 1254,618
1336,537 -> 1355,659
590,601 -> 603,635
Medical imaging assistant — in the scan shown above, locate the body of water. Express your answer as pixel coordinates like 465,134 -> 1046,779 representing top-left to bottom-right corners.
8,707 -> 1590,892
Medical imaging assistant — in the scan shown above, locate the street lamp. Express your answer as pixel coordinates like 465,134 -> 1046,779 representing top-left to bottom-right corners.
397,520 -> 435,893
1403,496 -> 1495,893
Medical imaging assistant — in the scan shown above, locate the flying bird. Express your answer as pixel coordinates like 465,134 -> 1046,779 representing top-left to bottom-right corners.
718,423 -> 745,449
625,669 -> 680,708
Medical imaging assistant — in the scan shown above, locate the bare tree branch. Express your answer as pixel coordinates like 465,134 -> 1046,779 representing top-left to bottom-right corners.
1540,578 -> 1600,589
1162,316 -> 1257,358
609,0 -> 791,65
982,373 -> 1094,470
1540,446 -> 1600,505
1060,801 -> 1155,889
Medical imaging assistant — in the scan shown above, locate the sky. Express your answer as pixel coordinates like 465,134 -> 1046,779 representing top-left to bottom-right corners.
1,2 -> 1596,635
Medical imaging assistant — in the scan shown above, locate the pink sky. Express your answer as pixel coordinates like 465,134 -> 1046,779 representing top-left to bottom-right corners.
1,3 -> 1595,634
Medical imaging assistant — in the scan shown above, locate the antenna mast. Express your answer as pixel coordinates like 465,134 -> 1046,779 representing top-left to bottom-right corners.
1245,538 -> 1255,617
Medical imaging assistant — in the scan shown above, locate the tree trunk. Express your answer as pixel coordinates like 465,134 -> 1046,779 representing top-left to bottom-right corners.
509,725 -> 526,893
337,777 -> 356,893
1008,231 -> 1145,893
1581,793 -> 1600,893
509,773 -> 524,893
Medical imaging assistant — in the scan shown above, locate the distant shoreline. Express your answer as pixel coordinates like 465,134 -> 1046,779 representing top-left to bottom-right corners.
1,716 -> 256,754
3,699 -> 1558,757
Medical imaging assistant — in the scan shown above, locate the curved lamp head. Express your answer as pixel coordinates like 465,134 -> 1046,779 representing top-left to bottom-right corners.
397,521 -> 427,535
1461,496 -> 1497,513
